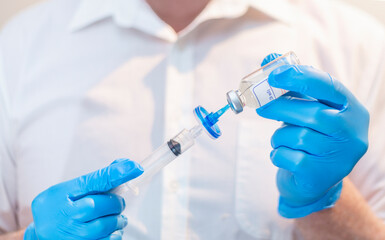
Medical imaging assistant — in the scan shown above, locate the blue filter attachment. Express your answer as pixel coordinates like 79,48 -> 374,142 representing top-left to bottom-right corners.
194,105 -> 230,139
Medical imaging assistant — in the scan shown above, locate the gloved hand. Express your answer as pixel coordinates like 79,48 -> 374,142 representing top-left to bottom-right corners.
24,159 -> 143,240
257,54 -> 369,218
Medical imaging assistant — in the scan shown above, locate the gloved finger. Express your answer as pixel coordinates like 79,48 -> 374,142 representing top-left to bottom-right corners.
98,230 -> 123,240
276,169 -> 320,207
110,158 -> 131,165
70,193 -> 125,222
270,146 -> 306,173
82,215 -> 128,239
277,151 -> 350,194
24,222 -> 38,240
257,95 -> 341,135
261,53 -> 282,67
69,159 -> 144,199
271,124 -> 337,156
268,65 -> 350,108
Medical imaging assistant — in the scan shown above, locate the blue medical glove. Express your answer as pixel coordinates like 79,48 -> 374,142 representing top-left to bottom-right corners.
23,159 -> 143,240
257,54 -> 369,218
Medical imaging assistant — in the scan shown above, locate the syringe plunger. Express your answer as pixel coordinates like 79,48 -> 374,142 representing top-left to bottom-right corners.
112,105 -> 227,196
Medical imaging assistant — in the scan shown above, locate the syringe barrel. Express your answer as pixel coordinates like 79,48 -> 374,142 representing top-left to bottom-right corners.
112,128 -> 200,195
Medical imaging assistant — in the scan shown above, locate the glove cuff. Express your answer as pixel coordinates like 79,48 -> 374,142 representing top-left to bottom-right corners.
278,181 -> 343,219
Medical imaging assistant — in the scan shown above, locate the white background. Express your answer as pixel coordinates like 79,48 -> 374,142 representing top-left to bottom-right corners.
0,0 -> 385,29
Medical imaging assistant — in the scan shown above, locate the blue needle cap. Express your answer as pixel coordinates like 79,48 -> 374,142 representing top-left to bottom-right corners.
194,105 -> 229,139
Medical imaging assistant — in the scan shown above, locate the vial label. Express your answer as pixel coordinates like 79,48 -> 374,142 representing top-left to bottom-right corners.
251,77 -> 287,107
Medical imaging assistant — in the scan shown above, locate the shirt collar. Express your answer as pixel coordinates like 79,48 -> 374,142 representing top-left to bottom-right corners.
68,0 -> 297,40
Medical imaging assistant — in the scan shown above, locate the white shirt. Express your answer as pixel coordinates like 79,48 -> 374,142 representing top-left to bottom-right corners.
1,0 -> 385,239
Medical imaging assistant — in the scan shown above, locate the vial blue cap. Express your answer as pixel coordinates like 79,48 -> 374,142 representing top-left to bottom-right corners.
194,105 -> 229,139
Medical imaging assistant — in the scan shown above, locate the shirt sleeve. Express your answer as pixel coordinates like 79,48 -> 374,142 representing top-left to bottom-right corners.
0,35 -> 18,233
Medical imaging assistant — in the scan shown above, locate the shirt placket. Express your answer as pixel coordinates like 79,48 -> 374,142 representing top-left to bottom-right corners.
161,37 -> 195,240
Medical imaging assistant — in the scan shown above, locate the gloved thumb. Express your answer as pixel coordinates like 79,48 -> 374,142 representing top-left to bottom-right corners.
69,159 -> 143,199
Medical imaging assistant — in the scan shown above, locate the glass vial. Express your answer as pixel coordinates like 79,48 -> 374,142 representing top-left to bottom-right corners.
226,52 -> 300,114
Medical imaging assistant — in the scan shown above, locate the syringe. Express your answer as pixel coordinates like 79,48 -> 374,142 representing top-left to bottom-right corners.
112,104 -> 230,195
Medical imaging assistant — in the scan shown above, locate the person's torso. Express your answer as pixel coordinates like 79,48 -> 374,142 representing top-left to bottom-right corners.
2,0 -> 379,239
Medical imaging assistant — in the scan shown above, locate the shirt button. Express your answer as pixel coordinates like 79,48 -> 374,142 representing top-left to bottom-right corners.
175,40 -> 185,51
169,180 -> 179,193
221,213 -> 231,221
